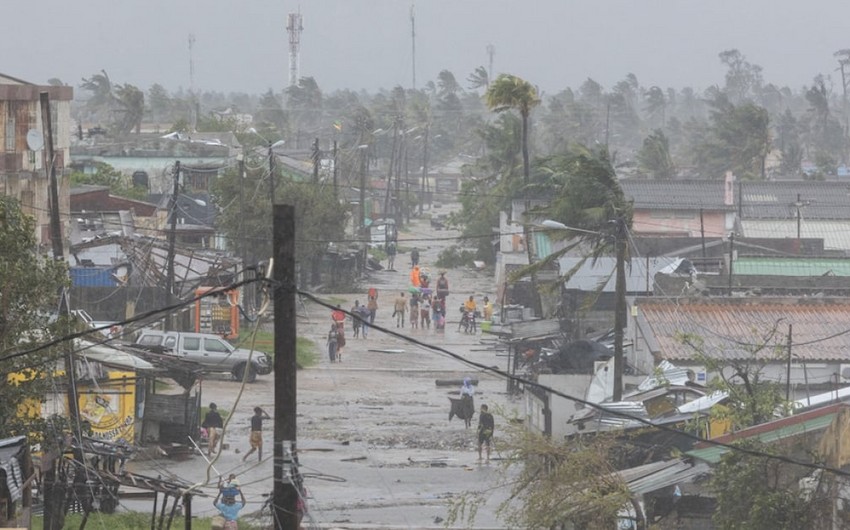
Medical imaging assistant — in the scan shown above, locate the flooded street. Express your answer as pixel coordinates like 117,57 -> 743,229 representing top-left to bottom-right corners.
130,213 -> 520,529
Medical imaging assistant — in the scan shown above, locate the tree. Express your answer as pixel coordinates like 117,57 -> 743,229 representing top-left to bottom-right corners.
148,83 -> 172,124
70,162 -> 147,201
719,49 -> 763,104
466,66 -> 490,90
256,89 -> 288,134
637,129 -> 676,179
693,94 -> 770,179
485,74 -> 542,314
0,196 -> 69,438
112,83 -> 145,134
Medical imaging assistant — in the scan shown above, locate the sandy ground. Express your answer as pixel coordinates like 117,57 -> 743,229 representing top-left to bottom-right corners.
128,210 -> 520,529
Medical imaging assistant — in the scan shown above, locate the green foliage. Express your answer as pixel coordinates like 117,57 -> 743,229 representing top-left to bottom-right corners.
692,93 -> 770,179
70,162 -> 147,201
448,418 -> 630,529
711,439 -> 830,530
0,197 -> 69,439
210,165 -> 348,278
434,245 -> 476,269
637,129 -> 676,179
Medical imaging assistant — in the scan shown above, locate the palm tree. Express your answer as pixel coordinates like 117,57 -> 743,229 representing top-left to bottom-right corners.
485,74 -> 542,315
485,74 -> 540,186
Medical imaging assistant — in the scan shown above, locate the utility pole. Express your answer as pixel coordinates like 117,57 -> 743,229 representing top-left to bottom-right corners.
41,91 -> 79,530
332,140 -> 339,200
728,232 -> 735,293
311,137 -> 320,183
486,44 -> 495,87
419,124 -> 429,215
785,324 -> 793,402
273,204 -> 300,529
613,217 -> 627,402
165,161 -> 181,331
268,143 -> 276,205
359,145 -> 368,231
384,120 -> 399,220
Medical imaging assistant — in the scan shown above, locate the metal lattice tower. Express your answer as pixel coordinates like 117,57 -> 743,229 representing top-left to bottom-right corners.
286,12 -> 304,87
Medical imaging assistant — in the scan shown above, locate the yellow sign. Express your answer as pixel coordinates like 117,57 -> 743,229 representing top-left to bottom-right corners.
78,371 -> 135,444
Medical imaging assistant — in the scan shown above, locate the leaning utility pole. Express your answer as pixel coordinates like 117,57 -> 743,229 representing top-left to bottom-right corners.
273,204 -> 300,529
165,161 -> 181,331
410,3 -> 416,90
41,91 -> 79,530
613,217 -> 627,402
268,143 -> 276,205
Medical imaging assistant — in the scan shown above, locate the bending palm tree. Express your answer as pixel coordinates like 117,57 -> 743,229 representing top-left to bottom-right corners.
485,74 -> 542,315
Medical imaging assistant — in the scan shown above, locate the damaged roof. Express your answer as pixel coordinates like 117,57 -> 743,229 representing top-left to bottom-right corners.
636,297 -> 850,362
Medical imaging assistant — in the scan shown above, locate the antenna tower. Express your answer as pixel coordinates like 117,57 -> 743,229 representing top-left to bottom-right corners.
286,12 -> 304,87
410,4 -> 416,90
188,34 -> 196,93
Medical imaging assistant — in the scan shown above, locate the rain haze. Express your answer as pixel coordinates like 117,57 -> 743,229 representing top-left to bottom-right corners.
8,0 -> 850,92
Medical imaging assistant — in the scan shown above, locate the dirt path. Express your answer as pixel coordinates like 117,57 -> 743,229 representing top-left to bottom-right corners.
130,211 -> 518,529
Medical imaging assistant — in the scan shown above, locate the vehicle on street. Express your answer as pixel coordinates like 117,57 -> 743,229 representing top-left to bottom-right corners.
369,218 -> 397,248
430,213 -> 448,230
133,330 -> 272,382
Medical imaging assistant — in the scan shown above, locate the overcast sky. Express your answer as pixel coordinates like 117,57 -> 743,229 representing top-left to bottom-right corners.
9,0 -> 850,96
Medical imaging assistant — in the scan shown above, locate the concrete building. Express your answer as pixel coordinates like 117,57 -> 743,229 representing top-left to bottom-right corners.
0,72 -> 73,246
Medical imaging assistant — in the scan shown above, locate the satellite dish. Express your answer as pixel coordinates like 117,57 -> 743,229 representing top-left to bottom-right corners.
26,129 -> 44,151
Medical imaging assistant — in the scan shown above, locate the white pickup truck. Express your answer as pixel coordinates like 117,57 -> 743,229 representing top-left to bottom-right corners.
134,330 -> 272,382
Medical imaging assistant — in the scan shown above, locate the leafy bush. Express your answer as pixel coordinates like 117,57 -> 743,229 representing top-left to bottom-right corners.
435,245 -> 476,269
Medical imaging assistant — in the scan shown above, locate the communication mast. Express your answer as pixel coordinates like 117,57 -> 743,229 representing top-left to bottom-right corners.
486,43 -> 495,85
286,12 -> 304,87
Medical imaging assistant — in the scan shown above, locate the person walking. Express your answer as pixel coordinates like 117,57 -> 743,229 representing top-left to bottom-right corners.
409,292 -> 420,329
393,292 -> 407,328
410,265 -> 422,288
357,302 -> 372,338
214,481 -> 246,530
410,247 -> 420,267
367,295 -> 378,325
350,300 -> 362,338
243,407 -> 271,462
386,241 -> 397,270
420,295 -> 431,329
202,403 -> 224,457
326,323 -> 339,362
477,404 -> 495,463
436,271 -> 449,301
482,296 -> 494,321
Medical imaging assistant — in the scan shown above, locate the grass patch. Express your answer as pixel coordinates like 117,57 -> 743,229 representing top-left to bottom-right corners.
33,513 -> 265,530
320,295 -> 347,307
235,330 -> 318,368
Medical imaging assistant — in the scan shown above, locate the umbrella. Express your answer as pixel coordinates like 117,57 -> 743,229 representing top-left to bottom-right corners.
408,286 -> 421,294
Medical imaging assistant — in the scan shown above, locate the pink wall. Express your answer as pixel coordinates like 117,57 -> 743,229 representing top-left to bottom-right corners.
632,209 -> 727,238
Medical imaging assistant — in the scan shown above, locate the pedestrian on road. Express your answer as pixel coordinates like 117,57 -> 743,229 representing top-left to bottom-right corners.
214,483 -> 246,530
410,291 -> 420,329
367,295 -> 378,325
482,296 -> 494,322
410,247 -> 420,267
436,271 -> 449,301
420,295 -> 431,329
386,241 -> 397,270
410,265 -> 421,288
357,302 -> 372,338
478,404 -> 495,463
331,305 -> 345,326
326,324 -> 339,362
336,322 -> 346,361
243,407 -> 270,462
351,300 -> 362,338
202,403 -> 224,457
393,292 -> 407,328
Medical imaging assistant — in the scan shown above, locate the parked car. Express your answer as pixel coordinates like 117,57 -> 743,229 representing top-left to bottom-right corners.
430,214 -> 448,230
369,218 -> 397,248
133,330 -> 272,382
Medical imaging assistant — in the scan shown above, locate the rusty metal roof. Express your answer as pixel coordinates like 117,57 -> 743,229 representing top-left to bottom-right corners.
637,298 -> 850,362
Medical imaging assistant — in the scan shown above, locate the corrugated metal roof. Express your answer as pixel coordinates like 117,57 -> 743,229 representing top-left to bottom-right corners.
741,181 -> 850,220
741,219 -> 850,251
687,404 -> 846,463
733,257 -> 850,277
637,298 -> 850,362
618,459 -> 711,495
621,179 -> 732,210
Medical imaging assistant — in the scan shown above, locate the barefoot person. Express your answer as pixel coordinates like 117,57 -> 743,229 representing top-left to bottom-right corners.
202,403 -> 224,457
243,407 -> 271,462
477,404 -> 494,463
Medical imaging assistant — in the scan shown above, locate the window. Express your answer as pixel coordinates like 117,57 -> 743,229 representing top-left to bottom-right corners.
138,335 -> 163,347
204,338 -> 230,353
164,336 -> 176,348
5,105 -> 15,152
650,209 -> 672,219
183,337 -> 200,351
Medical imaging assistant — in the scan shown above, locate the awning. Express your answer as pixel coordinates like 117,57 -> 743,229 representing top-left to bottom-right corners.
76,340 -> 155,371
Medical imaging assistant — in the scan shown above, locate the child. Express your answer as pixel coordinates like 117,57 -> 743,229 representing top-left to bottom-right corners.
327,324 -> 338,363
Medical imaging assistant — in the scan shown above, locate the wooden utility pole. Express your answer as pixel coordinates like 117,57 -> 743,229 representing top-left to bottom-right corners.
41,90 -> 78,530
311,137 -> 320,183
728,232 -> 735,293
359,146 -> 368,231
420,125 -> 429,215
165,161 -> 180,331
268,143 -> 276,205
785,324 -> 793,402
613,217 -> 627,402
699,208 -> 706,259
273,204 -> 299,529
333,140 -> 339,200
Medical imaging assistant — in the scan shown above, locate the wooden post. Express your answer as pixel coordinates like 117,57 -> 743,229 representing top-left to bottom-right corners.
613,217 -> 627,402
273,205 -> 299,529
